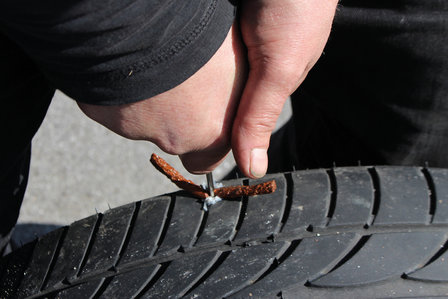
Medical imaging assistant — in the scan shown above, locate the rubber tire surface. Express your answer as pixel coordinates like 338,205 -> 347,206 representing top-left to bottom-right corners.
1,166 -> 448,298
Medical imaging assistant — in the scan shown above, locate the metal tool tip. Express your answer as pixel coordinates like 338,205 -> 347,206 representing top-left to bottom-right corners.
206,172 -> 215,197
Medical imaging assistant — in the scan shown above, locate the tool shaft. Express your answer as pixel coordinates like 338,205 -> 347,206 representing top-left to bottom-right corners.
206,172 -> 215,197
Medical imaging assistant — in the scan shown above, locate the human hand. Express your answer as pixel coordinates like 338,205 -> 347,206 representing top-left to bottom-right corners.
78,0 -> 338,178
232,0 -> 338,178
78,24 -> 247,173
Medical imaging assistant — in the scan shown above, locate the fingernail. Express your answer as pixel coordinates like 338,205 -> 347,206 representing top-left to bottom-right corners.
250,148 -> 268,178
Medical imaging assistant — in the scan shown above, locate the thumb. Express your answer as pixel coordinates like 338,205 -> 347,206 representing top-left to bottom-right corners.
232,62 -> 302,178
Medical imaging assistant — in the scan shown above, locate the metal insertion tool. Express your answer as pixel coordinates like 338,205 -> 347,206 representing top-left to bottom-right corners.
206,172 -> 215,197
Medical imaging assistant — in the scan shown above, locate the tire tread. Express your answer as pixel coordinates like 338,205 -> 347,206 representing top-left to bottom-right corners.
2,166 -> 448,298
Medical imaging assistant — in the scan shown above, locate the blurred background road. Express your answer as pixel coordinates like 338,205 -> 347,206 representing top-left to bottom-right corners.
12,90 -> 291,245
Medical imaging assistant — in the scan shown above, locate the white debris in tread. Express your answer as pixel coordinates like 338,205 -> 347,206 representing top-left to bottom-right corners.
203,196 -> 222,211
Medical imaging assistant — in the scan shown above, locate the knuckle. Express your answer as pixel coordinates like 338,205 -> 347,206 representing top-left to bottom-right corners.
155,141 -> 184,156
155,121 -> 228,156
260,59 -> 308,96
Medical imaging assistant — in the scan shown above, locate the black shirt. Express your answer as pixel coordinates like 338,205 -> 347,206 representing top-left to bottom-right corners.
0,0 -> 237,105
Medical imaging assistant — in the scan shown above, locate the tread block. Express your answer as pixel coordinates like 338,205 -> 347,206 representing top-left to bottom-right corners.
195,200 -> 241,247
142,251 -> 220,298
195,179 -> 243,247
17,227 -> 65,297
54,278 -> 104,298
44,215 -> 98,288
374,167 -> 429,225
119,196 -> 171,266
81,203 -> 135,277
283,170 -> 331,232
329,168 -> 373,226
156,196 -> 204,256
311,231 -> 448,287
428,168 -> 448,224
231,233 -> 361,298
0,242 -> 35,299
191,242 -> 289,298
233,175 -> 286,243
408,248 -> 448,282
99,265 -> 159,298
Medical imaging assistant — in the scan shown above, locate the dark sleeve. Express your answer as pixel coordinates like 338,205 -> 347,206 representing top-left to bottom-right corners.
0,0 -> 237,105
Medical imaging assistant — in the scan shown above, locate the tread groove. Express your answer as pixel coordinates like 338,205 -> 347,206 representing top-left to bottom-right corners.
421,238 -> 448,268
252,240 -> 299,284
325,169 -> 337,226
76,213 -> 103,277
422,167 -> 437,224
40,227 -> 68,292
116,201 -> 141,266
325,235 -> 371,274
91,275 -> 114,299
189,208 -> 206,249
192,209 -> 208,247
134,262 -> 169,298
232,179 -> 250,240
153,195 -> 176,255
280,173 -> 294,232
183,250 -> 232,297
367,167 -> 381,226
